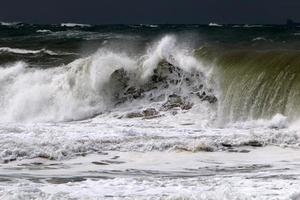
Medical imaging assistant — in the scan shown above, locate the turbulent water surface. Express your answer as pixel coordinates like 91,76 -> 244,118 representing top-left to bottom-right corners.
1,23 -> 300,199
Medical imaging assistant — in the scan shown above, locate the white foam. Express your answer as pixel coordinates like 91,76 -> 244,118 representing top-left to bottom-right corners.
0,109 -> 297,163
0,56 -> 117,122
227,113 -> 288,129
2,148 -> 300,199
268,114 -> 288,129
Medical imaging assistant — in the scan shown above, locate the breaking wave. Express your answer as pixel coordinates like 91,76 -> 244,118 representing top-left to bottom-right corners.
0,34 -> 300,127
0,35 -> 216,122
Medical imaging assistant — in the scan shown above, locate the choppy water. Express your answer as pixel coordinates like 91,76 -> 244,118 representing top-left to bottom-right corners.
1,22 -> 300,199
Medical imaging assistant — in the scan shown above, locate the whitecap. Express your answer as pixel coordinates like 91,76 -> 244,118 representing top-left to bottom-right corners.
0,35 -> 213,123
61,23 -> 91,27
209,22 -> 223,27
244,24 -> 264,28
36,29 -> 52,33
252,37 -> 267,41
0,21 -> 20,26
0,47 -> 73,56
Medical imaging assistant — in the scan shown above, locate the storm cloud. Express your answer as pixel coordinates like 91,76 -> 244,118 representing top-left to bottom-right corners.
0,0 -> 299,24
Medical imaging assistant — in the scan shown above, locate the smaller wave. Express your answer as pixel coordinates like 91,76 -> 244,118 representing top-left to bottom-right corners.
129,24 -> 159,28
36,29 -> 52,33
47,30 -> 139,41
141,24 -> 159,28
233,24 -> 264,28
209,23 -> 223,27
244,24 -> 264,28
252,37 -> 267,41
0,22 -> 20,26
61,23 -> 91,27
0,47 -> 73,56
148,24 -> 158,28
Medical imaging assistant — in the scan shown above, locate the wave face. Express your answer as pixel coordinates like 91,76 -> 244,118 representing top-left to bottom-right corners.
203,50 -> 300,124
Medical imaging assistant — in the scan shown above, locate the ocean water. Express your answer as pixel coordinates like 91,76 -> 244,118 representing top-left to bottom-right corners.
1,22 -> 300,199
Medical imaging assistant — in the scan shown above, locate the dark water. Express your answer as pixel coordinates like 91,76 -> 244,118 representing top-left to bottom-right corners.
1,23 -> 300,68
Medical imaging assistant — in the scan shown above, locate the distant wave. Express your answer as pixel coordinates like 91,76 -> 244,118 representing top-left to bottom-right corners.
232,24 -> 264,28
36,29 -> 52,33
141,24 -> 159,28
0,22 -> 20,26
46,30 -> 140,41
244,24 -> 264,28
0,47 -> 73,56
252,37 -> 267,41
148,24 -> 158,28
129,24 -> 159,28
61,23 -> 91,27
233,24 -> 264,28
209,23 -> 223,27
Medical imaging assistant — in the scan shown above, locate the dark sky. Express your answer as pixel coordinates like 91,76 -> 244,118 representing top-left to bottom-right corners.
1,0 -> 300,24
